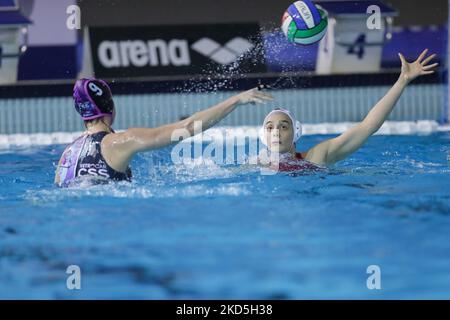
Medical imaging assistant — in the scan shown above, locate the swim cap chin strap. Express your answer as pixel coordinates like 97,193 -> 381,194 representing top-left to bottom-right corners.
259,108 -> 302,146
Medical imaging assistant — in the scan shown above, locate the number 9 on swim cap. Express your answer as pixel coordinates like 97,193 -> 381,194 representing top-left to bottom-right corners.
281,0 -> 328,45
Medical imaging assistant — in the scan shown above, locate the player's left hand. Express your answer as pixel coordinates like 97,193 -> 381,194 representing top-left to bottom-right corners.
398,49 -> 438,83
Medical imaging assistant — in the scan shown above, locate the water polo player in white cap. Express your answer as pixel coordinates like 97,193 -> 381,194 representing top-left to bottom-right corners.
259,49 -> 438,171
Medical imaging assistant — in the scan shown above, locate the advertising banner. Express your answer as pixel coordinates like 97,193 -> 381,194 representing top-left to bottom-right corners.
89,23 -> 266,78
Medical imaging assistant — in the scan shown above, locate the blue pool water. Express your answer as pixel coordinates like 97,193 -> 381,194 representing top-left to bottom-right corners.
0,131 -> 449,299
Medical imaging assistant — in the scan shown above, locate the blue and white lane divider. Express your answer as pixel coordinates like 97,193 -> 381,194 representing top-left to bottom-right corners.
0,121 -> 449,149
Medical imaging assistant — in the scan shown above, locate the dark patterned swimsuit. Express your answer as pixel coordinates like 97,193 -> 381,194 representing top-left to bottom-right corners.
56,131 -> 132,187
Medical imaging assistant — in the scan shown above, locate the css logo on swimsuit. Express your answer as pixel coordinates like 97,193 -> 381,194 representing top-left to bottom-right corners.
77,162 -> 109,178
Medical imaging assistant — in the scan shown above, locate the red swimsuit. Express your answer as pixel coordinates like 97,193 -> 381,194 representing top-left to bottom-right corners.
277,153 -> 321,172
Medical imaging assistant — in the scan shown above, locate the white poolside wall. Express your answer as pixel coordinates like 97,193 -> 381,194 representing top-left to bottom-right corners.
0,84 -> 445,134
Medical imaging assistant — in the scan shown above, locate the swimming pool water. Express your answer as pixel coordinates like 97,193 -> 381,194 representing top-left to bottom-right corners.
0,131 -> 449,299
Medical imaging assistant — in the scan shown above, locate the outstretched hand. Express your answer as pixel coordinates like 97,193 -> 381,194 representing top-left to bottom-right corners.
398,49 -> 438,84
235,87 -> 274,105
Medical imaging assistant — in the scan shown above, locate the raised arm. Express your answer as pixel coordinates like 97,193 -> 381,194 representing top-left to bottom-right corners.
111,87 -> 273,155
305,49 -> 438,166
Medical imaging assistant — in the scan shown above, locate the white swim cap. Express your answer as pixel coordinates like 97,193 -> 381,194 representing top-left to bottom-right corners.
259,108 -> 302,146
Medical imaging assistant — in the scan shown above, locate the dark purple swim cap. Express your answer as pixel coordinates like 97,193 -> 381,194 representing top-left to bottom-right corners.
73,78 -> 115,120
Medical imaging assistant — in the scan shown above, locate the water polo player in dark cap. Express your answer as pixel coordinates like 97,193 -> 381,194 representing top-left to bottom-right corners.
54,78 -> 273,187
